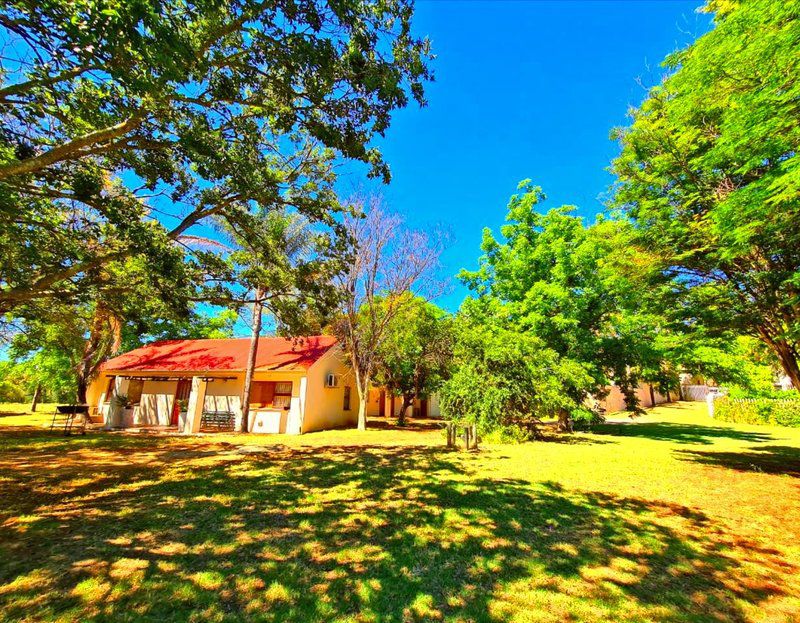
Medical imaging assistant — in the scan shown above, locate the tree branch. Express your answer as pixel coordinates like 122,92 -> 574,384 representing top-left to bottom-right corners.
0,112 -> 145,180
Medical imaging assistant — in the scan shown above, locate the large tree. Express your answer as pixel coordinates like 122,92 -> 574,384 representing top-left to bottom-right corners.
373,294 -> 452,425
458,182 -> 645,429
439,298 -> 594,438
0,0 -> 432,311
223,209 -> 343,432
452,181 -> 741,433
612,0 -> 800,387
335,196 -> 445,430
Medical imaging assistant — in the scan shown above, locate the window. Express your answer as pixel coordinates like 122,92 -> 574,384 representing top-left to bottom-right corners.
250,381 -> 292,409
127,379 -> 144,405
274,382 -> 292,409
343,386 -> 351,411
250,382 -> 274,408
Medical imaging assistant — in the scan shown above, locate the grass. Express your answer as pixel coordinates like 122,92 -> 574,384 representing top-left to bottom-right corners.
1,402 -> 799,622
0,403 -> 59,428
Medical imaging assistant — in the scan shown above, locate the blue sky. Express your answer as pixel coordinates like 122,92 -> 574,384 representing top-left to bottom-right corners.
345,0 -> 713,311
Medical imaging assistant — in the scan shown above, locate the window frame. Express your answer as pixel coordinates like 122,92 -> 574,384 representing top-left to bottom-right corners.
273,382 -> 292,410
127,379 -> 144,406
250,381 -> 293,410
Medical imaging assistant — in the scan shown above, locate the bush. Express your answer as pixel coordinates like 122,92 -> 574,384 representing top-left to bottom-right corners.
727,386 -> 799,400
0,379 -> 26,403
715,396 -> 800,428
572,407 -> 605,431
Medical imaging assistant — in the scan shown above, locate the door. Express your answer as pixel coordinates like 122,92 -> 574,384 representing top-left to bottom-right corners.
171,379 -> 192,426
379,390 -> 386,417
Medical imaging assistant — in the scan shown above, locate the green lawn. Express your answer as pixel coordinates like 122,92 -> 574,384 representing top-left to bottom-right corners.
1,402 -> 799,622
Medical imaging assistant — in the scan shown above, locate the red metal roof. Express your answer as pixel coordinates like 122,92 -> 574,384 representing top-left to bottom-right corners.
100,335 -> 338,373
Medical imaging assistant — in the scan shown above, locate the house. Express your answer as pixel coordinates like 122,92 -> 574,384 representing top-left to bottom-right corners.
86,335 -> 357,434
365,388 -> 441,419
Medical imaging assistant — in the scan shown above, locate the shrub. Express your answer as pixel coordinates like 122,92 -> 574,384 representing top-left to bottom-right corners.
715,397 -> 800,428
0,379 -> 26,403
727,386 -> 799,400
572,407 -> 605,431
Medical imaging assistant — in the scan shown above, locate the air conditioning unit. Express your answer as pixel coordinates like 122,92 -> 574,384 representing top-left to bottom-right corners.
325,373 -> 339,388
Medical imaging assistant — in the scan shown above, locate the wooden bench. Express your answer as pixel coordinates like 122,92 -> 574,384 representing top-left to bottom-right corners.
200,410 -> 235,431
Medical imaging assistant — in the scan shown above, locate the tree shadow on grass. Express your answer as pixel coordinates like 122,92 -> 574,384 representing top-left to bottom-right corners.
366,417 -> 445,432
676,445 -> 800,478
592,421 -> 775,445
0,440 -> 795,622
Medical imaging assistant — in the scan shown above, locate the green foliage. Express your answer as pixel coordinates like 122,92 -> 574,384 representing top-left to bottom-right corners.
612,0 -> 800,387
373,294 -> 453,423
715,396 -> 800,428
719,337 -> 785,397
220,209 -> 344,337
450,181 -> 678,433
439,296 -> 595,438
448,179 -> 757,435
0,349 -> 75,403
0,362 -> 25,402
0,0 -> 431,311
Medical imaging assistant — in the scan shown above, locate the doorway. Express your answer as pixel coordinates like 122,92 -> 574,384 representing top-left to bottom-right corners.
171,379 -> 192,426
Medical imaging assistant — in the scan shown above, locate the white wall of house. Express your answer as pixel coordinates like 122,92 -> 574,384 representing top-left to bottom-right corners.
682,385 -> 712,401
136,380 -> 176,426
428,393 -> 441,418
203,377 -> 243,416
302,346 -> 357,433
381,392 -> 441,419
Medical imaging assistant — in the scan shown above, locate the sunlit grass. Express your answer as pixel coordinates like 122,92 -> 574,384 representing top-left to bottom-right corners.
0,403 -> 58,428
1,402 -> 799,621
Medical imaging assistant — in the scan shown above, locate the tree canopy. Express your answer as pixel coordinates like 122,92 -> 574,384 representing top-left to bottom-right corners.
444,180 -> 749,436
456,182 -> 655,429
612,0 -> 800,387
373,294 -> 453,425
0,0 -> 432,310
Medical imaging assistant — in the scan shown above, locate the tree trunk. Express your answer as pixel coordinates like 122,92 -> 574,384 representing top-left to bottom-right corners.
397,394 -> 414,426
75,302 -> 121,406
76,378 -> 88,405
351,359 -> 370,431
648,384 -> 655,408
357,394 -> 368,430
30,384 -> 42,412
557,409 -> 573,433
774,340 -> 800,390
240,293 -> 264,434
